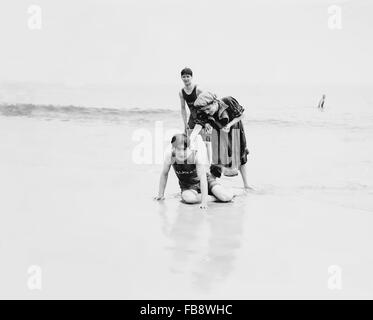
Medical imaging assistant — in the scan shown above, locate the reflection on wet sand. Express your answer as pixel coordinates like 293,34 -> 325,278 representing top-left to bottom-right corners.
158,199 -> 245,293
192,208 -> 245,293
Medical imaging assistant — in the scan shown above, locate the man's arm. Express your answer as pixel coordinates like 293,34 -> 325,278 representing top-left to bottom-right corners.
196,162 -> 208,209
179,91 -> 189,131
196,87 -> 203,96
195,137 -> 209,209
155,152 -> 172,200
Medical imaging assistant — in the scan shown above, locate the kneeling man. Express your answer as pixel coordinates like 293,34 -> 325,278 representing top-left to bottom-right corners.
154,133 -> 233,209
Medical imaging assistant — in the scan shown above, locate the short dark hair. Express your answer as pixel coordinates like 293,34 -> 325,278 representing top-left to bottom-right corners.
171,133 -> 190,150
181,67 -> 193,77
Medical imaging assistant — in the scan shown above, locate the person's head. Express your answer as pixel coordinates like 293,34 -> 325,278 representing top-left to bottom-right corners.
201,101 -> 219,115
194,91 -> 219,115
171,133 -> 190,160
180,67 -> 193,86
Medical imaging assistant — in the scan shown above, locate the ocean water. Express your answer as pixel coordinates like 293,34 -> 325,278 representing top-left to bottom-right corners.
1,93 -> 372,129
1,83 -> 372,126
1,88 -> 372,213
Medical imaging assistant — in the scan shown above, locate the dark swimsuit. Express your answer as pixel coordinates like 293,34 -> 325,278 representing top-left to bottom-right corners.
182,86 -> 199,129
171,150 -> 218,195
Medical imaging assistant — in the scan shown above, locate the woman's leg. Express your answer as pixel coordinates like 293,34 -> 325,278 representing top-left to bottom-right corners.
210,185 -> 234,202
239,163 -> 250,189
181,189 -> 200,204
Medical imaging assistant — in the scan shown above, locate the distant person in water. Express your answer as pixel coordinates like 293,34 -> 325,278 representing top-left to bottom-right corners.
190,92 -> 250,189
318,94 -> 326,110
179,67 -> 203,132
154,133 -> 234,209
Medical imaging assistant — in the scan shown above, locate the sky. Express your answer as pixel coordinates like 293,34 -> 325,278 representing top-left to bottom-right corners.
0,0 -> 372,88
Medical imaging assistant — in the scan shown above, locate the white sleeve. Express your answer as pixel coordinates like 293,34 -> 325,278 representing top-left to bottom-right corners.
190,132 -> 202,150
189,125 -> 202,148
194,135 -> 209,166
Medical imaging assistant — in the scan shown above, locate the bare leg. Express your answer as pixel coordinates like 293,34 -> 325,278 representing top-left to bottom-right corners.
210,185 -> 234,202
181,190 -> 200,204
239,163 -> 250,189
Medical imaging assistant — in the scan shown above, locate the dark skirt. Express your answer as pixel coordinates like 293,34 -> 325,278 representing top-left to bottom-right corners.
208,120 -> 249,168
191,121 -> 248,169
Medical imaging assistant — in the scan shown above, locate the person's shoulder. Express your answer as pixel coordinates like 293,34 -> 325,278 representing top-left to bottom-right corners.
221,96 -> 233,103
196,85 -> 203,95
222,96 -> 244,110
163,148 -> 173,164
179,89 -> 185,98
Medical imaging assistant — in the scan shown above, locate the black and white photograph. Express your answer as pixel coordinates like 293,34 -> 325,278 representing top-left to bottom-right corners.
0,0 -> 372,302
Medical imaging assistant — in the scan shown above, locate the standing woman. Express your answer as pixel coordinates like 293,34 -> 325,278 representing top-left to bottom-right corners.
192,92 -> 250,189
179,67 -> 203,132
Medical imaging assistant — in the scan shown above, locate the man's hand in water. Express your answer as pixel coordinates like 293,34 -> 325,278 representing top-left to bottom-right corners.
154,196 -> 165,201
199,202 -> 208,210
243,186 -> 254,193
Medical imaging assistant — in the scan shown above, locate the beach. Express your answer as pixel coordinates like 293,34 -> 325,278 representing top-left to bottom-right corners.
0,93 -> 373,299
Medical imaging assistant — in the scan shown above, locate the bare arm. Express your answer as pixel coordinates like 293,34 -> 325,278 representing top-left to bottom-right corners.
223,113 -> 245,131
196,162 -> 208,209
179,91 -> 188,131
155,152 -> 172,200
196,87 -> 203,96
195,140 -> 209,208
